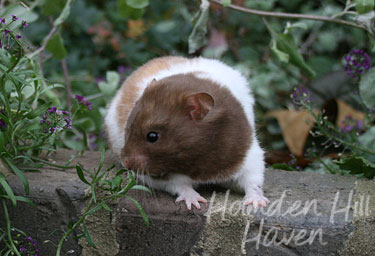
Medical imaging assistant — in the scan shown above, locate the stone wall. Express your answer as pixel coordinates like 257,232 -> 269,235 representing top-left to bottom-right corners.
1,150 -> 374,255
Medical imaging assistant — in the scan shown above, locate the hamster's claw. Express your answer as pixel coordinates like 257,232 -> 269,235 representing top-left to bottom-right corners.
244,195 -> 269,208
176,193 -> 207,210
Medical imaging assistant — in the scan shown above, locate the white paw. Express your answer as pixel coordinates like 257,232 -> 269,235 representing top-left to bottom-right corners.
176,189 -> 207,210
244,194 -> 269,208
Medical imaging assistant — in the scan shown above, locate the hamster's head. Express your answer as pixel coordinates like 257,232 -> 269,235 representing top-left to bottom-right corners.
121,74 -> 251,181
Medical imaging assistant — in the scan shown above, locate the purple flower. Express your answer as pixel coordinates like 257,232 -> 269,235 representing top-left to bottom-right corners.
41,108 -> 72,133
19,246 -> 27,252
11,14 -> 18,21
48,107 -> 57,113
75,95 -> 92,111
21,20 -> 28,28
0,119 -> 6,129
16,34 -> 22,40
0,108 -> 6,129
339,115 -> 364,134
291,87 -> 312,108
0,18 -> 5,24
4,29 -> 10,36
344,50 -> 371,77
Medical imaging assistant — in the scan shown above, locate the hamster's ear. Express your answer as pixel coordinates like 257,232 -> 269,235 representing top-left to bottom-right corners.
185,93 -> 214,121
149,78 -> 158,87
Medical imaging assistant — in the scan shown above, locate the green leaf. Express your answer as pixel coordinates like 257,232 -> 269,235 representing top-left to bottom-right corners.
117,0 -> 145,19
111,176 -> 123,190
102,202 -> 112,212
270,39 -> 289,63
2,157 -> 29,195
359,68 -> 375,110
82,222 -> 97,248
0,132 -> 6,151
126,0 -> 149,9
85,203 -> 103,216
76,164 -> 90,185
46,32 -> 67,60
188,0 -> 210,54
2,4 -> 39,30
98,71 -> 120,100
358,126 -> 375,162
91,183 -> 96,203
335,156 -> 375,179
26,102 -> 51,119
222,0 -> 231,7
125,195 -> 149,227
97,148 -> 106,172
54,0 -> 73,26
275,33 -> 316,78
131,185 -> 152,194
355,0 -> 374,14
0,172 -> 16,206
41,0 -> 66,16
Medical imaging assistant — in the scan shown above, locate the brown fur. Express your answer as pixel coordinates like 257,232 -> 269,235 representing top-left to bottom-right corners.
121,73 -> 252,182
115,56 -> 187,133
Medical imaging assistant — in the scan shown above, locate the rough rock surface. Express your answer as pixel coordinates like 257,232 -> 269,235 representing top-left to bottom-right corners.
1,150 -> 374,255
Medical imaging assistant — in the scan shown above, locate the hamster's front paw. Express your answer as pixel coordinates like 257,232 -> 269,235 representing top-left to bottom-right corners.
244,194 -> 269,208
176,188 -> 207,210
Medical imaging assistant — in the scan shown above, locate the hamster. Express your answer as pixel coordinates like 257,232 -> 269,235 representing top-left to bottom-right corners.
105,56 -> 269,210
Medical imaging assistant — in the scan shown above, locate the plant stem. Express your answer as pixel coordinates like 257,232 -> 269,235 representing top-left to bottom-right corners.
209,0 -> 368,32
61,59 -> 72,109
56,198 -> 94,256
27,24 -> 57,59
1,199 -> 21,256
29,156 -> 76,169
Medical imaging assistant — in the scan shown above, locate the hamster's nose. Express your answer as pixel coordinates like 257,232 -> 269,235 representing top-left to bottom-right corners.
123,159 -> 133,170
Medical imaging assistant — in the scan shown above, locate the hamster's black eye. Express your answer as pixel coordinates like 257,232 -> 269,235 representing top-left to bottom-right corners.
146,131 -> 159,143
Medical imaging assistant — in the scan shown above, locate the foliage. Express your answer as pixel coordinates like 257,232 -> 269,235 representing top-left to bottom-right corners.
0,0 -> 375,254
56,151 -> 150,256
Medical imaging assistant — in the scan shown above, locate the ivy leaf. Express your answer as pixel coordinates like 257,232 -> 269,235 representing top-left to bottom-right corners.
274,33 -> 316,78
188,0 -> 210,54
355,0 -> 374,14
117,0 -> 144,19
126,0 -> 149,9
335,156 -> 375,179
46,32 -> 67,60
359,67 -> 375,110
98,71 -> 120,101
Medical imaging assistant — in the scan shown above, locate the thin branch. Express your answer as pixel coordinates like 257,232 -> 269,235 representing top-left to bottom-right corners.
0,0 -> 5,10
209,0 -> 367,31
27,24 -> 57,59
61,59 -> 72,109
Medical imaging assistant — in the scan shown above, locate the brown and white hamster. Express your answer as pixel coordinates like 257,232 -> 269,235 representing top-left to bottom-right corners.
105,56 -> 269,210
